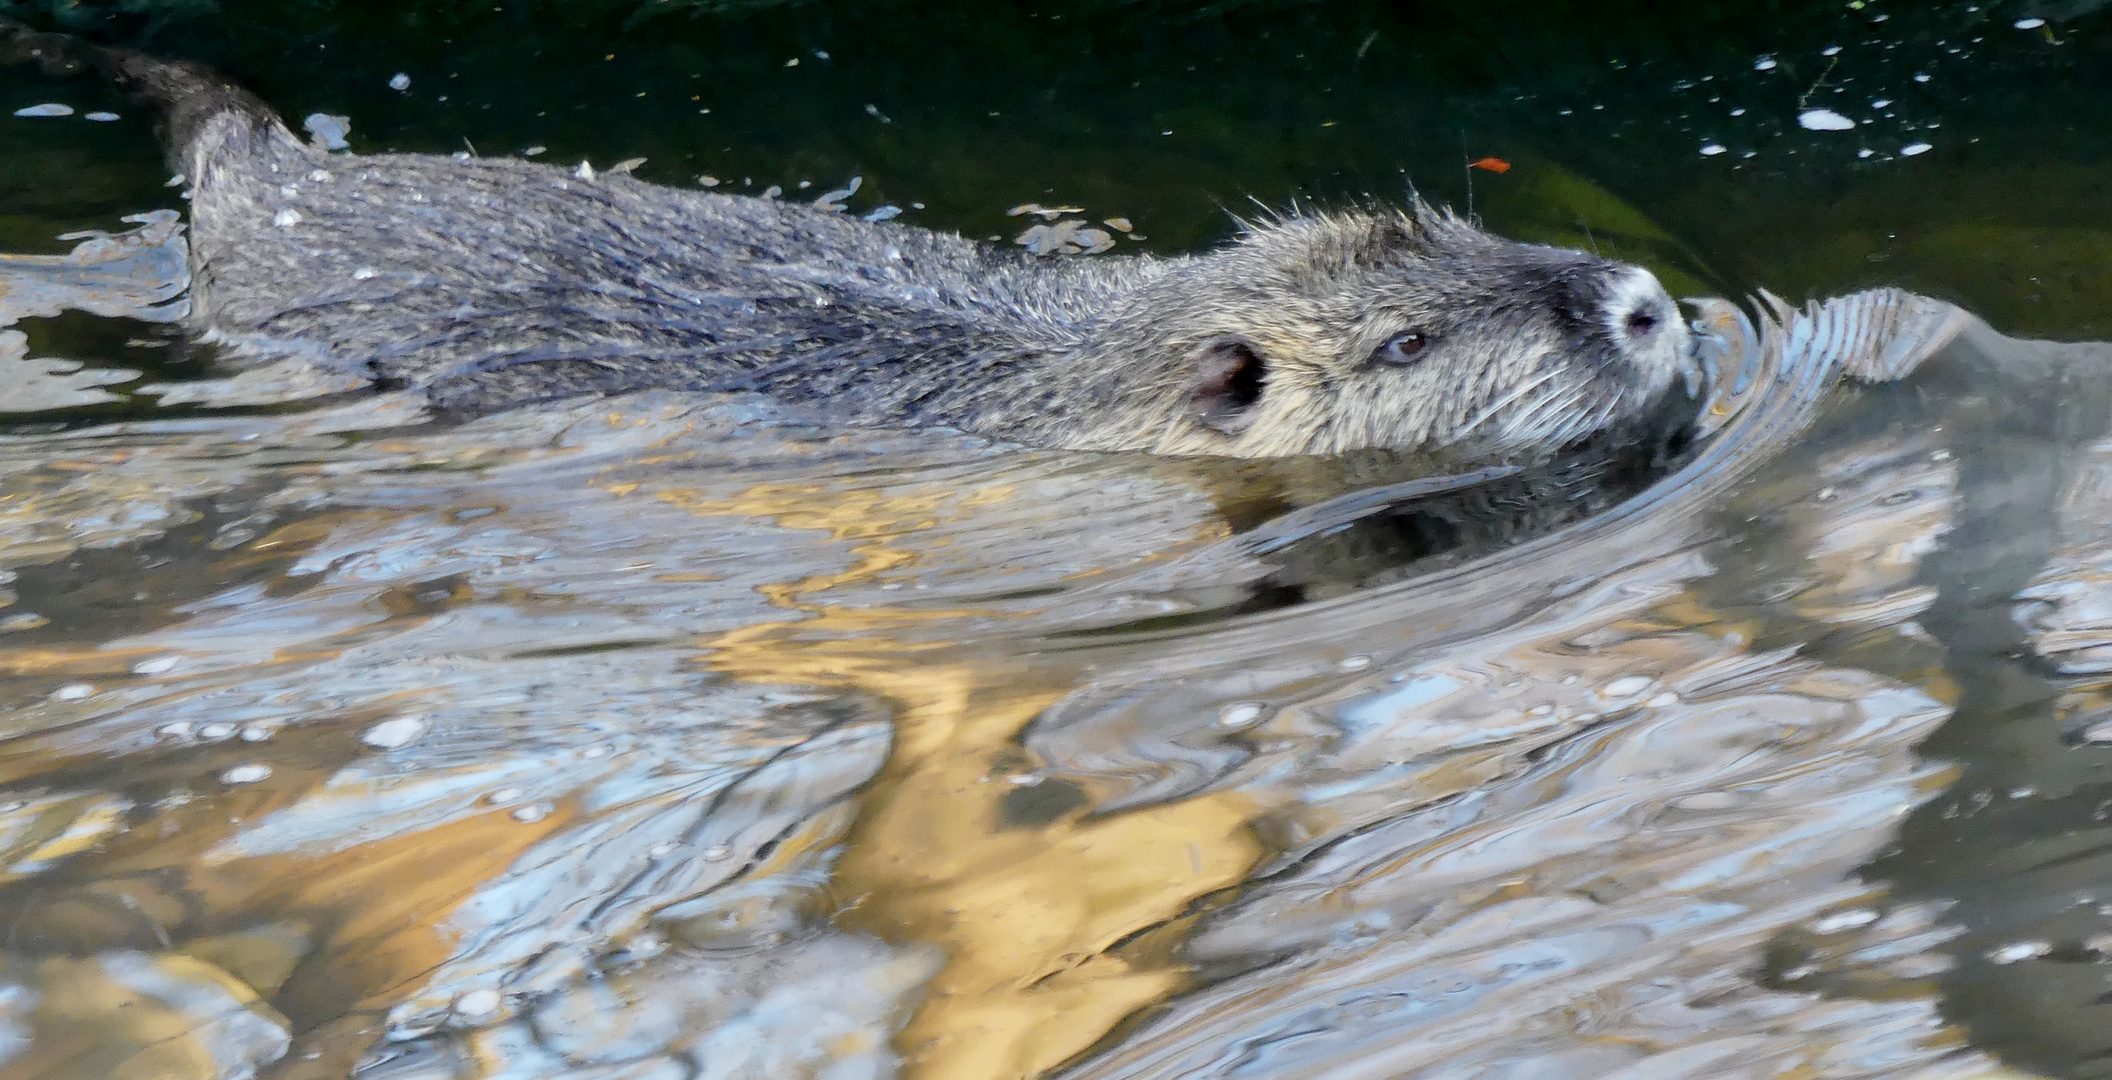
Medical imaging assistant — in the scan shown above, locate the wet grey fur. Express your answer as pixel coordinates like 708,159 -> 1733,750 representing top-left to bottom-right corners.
2,24 -> 1698,459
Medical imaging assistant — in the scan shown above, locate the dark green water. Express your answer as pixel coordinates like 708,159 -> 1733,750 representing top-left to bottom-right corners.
2,2 -> 2112,1079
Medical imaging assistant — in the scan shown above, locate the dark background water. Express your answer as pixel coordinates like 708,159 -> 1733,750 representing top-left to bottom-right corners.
5,2 -> 2112,1077
5,0 -> 2112,336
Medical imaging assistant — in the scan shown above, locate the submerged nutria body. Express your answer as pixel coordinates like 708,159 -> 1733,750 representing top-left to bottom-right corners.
4,25 -> 1698,459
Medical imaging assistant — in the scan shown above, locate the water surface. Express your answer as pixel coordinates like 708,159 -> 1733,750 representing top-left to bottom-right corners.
1,2 -> 2111,1078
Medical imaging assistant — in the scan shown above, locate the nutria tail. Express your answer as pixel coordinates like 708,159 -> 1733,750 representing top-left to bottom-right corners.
0,18 -> 280,170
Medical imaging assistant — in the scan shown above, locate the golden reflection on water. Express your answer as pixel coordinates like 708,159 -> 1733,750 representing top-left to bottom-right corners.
663,472 -> 1265,1080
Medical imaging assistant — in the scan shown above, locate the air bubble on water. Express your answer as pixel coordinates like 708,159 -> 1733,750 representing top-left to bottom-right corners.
352,267 -> 376,280
1872,98 -> 1893,108
1006,773 -> 1044,786
648,841 -> 677,857
199,723 -> 235,740
1647,692 -> 1681,707
13,103 -> 72,118
1729,107 -> 1747,116
1822,45 -> 1842,56
1858,148 -> 1876,158
489,787 -> 525,803
1812,909 -> 1880,933
1901,142 -> 1933,156
701,844 -> 733,861
1339,654 -> 1372,671
2009,787 -> 2037,799
1987,940 -> 2050,964
133,656 -> 180,675
51,683 -> 92,702
511,803 -> 550,823
1798,109 -> 1857,131
2015,17 -> 2047,29
361,716 -> 428,750
1754,57 -> 1778,70
221,764 -> 272,785
157,722 -> 193,738
1217,702 -> 1267,729
389,73 -> 411,91
1602,676 -> 1655,698
2081,719 -> 2112,743
862,205 -> 902,222
273,209 -> 302,228
1700,143 -> 1727,156
83,111 -> 119,122
240,725 -> 275,742
523,146 -> 547,157
1914,73 -> 1932,83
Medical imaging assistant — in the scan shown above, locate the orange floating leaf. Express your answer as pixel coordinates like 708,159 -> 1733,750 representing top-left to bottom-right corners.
1469,157 -> 1512,173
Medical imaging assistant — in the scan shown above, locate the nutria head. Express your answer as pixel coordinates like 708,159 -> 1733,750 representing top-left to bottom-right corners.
1070,204 -> 1697,459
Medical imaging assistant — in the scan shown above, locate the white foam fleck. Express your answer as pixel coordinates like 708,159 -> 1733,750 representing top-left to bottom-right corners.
1986,940 -> 2050,964
221,764 -> 272,785
1901,142 -> 1934,156
389,73 -> 411,91
1754,57 -> 1778,70
133,655 -> 180,675
361,716 -> 428,750
83,111 -> 119,122
273,208 -> 302,228
1798,109 -> 1857,131
199,723 -> 236,740
2015,17 -> 2047,29
454,988 -> 500,1019
1812,909 -> 1881,933
1216,702 -> 1267,729
13,103 -> 72,118
1700,143 -> 1727,156
51,683 -> 93,702
1602,676 -> 1656,698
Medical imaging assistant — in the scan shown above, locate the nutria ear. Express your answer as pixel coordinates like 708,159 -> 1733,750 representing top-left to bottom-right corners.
1187,335 -> 1268,435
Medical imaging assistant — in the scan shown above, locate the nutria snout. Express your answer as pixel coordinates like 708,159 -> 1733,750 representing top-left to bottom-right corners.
0,22 -> 1698,462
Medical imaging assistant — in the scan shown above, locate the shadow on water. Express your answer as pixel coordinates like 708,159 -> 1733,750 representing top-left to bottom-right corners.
0,1 -> 2109,1078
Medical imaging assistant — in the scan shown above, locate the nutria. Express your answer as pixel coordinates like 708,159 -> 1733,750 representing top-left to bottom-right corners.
1,24 -> 1698,460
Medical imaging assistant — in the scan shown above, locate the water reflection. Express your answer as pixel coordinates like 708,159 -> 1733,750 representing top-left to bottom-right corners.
0,210 -> 2089,1080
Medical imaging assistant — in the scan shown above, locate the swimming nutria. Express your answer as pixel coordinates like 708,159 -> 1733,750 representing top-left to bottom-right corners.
1,24 -> 1698,459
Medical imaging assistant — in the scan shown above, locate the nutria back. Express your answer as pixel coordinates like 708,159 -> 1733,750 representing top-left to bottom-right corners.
6,24 -> 1699,460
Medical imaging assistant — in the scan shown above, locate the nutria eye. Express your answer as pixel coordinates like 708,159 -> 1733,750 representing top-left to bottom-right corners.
1375,332 -> 1429,365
